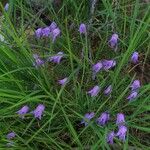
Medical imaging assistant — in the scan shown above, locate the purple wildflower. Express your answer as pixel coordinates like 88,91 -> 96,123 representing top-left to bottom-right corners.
87,85 -> 100,97
81,112 -> 95,126
107,131 -> 115,144
127,91 -> 138,101
79,23 -> 87,34
102,60 -> 116,70
130,80 -> 140,91
49,52 -> 64,64
17,105 -> 29,119
92,62 -> 103,73
51,27 -> 61,42
58,77 -> 68,86
7,132 -> 16,140
4,3 -> 9,11
33,104 -> 45,120
104,85 -> 112,95
35,28 -> 43,38
116,125 -> 127,141
33,54 -> 44,67
42,27 -> 51,37
97,112 -> 110,126
116,113 -> 125,126
108,33 -> 119,49
131,52 -> 139,64
92,61 -> 103,80
49,22 -> 57,31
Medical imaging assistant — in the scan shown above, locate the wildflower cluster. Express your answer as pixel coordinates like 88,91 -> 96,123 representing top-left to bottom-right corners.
33,51 -> 64,68
127,80 -> 140,101
17,104 -> 45,120
11,22 -> 141,146
35,22 -> 60,42
81,112 -> 127,144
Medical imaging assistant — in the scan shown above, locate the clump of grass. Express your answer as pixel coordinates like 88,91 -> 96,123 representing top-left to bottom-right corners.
0,0 -> 149,149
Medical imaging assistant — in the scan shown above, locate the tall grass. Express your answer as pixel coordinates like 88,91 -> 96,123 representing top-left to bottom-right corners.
0,0 -> 149,149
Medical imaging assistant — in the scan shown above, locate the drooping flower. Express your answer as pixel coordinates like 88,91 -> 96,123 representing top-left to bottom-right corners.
92,62 -> 103,74
92,61 -> 103,80
58,77 -> 68,86
33,54 -> 44,67
116,125 -> 127,141
108,33 -> 119,49
35,28 -> 43,38
104,85 -> 112,95
127,91 -> 138,101
102,60 -> 116,70
51,27 -> 61,42
81,112 -> 95,126
49,52 -> 64,64
42,27 -> 51,37
49,21 -> 57,31
17,105 -> 29,119
4,3 -> 9,11
131,52 -> 139,64
79,23 -> 87,34
7,132 -> 16,140
87,85 -> 100,97
33,104 -> 45,120
107,131 -> 115,144
116,113 -> 125,126
130,80 -> 140,91
97,112 -> 110,126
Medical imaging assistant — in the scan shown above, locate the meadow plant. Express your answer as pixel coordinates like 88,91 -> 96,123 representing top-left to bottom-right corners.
0,0 -> 149,149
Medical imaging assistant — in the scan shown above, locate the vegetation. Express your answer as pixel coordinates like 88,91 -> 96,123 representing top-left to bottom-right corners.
0,0 -> 149,149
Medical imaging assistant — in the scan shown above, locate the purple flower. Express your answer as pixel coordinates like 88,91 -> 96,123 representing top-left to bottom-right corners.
33,54 -> 44,67
116,125 -> 127,141
58,77 -> 68,86
79,23 -> 87,34
17,105 -> 29,119
116,113 -> 125,126
92,62 -> 103,80
51,27 -> 61,42
4,3 -> 9,11
131,52 -> 139,64
33,104 -> 45,120
7,132 -> 16,140
108,33 -> 119,49
104,85 -> 112,95
127,91 -> 138,101
81,112 -> 95,126
130,80 -> 140,91
87,85 -> 100,97
102,60 -> 116,70
97,112 -> 110,126
42,27 -> 51,37
35,28 -> 43,38
92,62 -> 103,73
49,52 -> 64,64
107,131 -> 115,144
49,22 -> 57,31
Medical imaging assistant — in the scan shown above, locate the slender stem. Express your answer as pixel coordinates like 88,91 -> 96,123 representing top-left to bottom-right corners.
88,0 -> 98,62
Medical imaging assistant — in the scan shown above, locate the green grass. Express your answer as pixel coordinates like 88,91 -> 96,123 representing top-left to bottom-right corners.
0,0 -> 149,149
